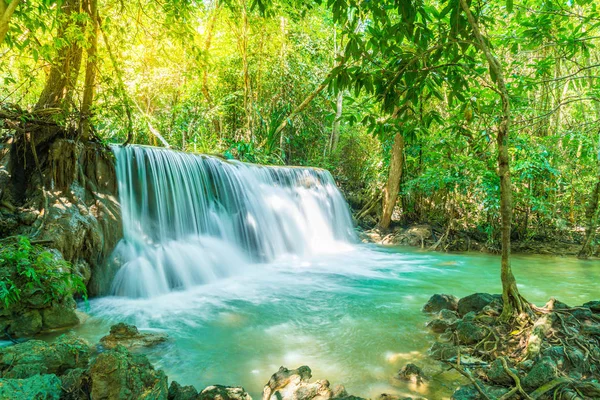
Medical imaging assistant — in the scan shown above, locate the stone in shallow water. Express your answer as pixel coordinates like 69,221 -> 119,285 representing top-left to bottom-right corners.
262,366 -> 356,400
426,309 -> 459,333
168,381 -> 199,400
422,294 -> 458,313
0,373 -> 62,400
99,322 -> 168,350
199,385 -> 252,400
455,320 -> 486,345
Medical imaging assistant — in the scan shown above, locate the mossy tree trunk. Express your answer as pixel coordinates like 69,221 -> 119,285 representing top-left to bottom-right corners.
460,0 -> 530,321
380,132 -> 404,231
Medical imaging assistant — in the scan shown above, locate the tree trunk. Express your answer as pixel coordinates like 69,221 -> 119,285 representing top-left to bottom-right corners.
0,0 -> 21,45
379,132 -> 404,231
36,0 -> 84,111
330,90 -> 343,153
460,0 -> 529,321
202,2 -> 221,134
80,0 -> 98,141
578,65 -> 600,258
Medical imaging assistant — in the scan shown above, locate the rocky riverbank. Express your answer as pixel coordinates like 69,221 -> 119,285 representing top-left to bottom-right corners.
358,224 -> 585,257
421,293 -> 600,399
0,323 -> 387,400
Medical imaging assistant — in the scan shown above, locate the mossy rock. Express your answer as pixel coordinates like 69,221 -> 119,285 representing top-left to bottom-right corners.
0,373 -> 62,400
89,345 -> 168,400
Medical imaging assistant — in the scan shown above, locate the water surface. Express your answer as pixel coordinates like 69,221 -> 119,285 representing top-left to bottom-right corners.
74,245 -> 600,399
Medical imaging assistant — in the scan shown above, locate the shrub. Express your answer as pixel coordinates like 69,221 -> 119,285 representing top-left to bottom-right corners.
0,236 -> 87,309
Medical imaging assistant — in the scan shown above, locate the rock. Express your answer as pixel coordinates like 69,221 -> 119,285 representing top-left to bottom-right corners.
375,395 -> 414,400
199,385 -> 252,400
451,384 -> 479,400
395,363 -> 426,384
169,381 -> 199,400
0,374 -> 62,400
455,320 -> 486,345
89,345 -> 168,400
422,294 -> 458,313
522,357 -> 557,390
428,342 -> 460,361
426,309 -> 459,333
60,368 -> 90,399
99,322 -> 168,350
582,323 -> 600,337
0,334 -> 90,379
263,366 -> 343,400
9,309 -> 42,337
457,293 -> 496,316
583,300 -> 600,313
41,297 -> 80,330
487,359 -> 517,386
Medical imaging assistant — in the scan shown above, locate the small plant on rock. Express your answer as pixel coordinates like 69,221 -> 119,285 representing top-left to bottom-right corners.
0,236 -> 87,309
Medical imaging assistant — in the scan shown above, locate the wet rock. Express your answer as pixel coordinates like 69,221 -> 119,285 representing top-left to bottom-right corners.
583,300 -> 600,313
572,307 -> 594,322
427,309 -> 459,333
9,309 -> 42,337
60,368 -> 90,399
89,345 -> 168,400
199,385 -> 252,400
422,294 -> 458,313
522,356 -> 557,390
451,384 -> 479,400
0,334 -> 90,379
0,373 -> 62,400
428,342 -> 460,361
99,322 -> 168,350
375,395 -> 415,400
457,293 -> 496,316
168,381 -> 199,400
487,359 -> 517,386
41,297 -> 80,330
263,366 -> 346,400
455,320 -> 486,345
395,363 -> 426,385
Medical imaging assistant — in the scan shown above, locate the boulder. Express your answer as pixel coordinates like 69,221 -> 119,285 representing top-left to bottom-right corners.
426,309 -> 459,333
169,381 -> 199,400
0,373 -> 62,400
457,293 -> 497,316
455,320 -> 486,345
60,368 -> 90,399
9,309 -> 42,337
199,385 -> 252,400
583,300 -> 600,313
522,357 -> 557,390
0,334 -> 90,379
487,359 -> 517,386
89,345 -> 168,400
428,342 -> 460,361
99,322 -> 168,350
263,366 -> 345,400
41,297 -> 80,330
395,363 -> 426,385
422,294 -> 458,313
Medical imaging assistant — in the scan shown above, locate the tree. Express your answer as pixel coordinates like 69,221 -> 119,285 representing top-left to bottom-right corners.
0,0 -> 20,45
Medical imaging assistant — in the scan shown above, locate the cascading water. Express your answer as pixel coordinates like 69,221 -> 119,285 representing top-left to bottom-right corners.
110,145 -> 356,298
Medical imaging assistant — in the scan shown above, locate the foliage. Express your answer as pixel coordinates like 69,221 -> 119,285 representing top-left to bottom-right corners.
1,0 -> 600,244
0,237 -> 87,309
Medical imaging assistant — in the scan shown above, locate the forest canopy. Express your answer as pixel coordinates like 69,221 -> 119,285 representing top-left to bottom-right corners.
2,0 -> 600,261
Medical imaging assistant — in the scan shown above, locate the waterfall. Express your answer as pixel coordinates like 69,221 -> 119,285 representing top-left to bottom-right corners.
109,145 -> 356,298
